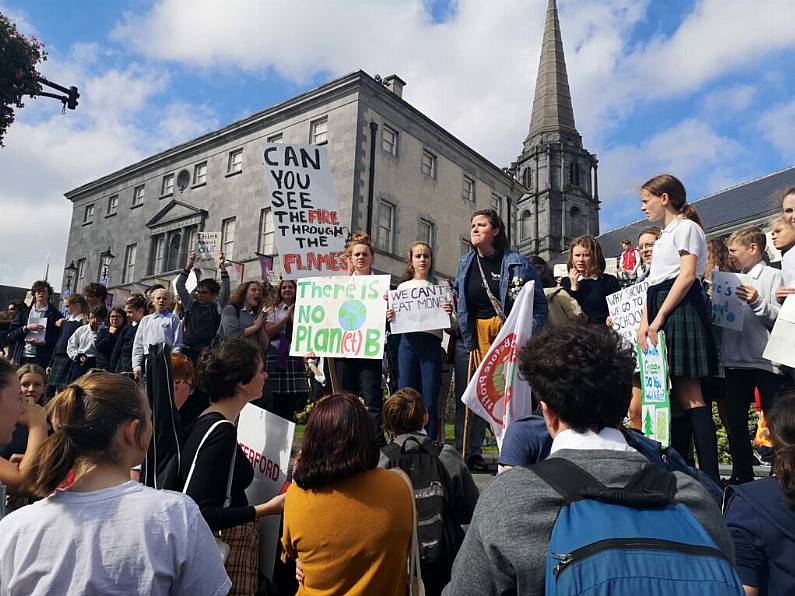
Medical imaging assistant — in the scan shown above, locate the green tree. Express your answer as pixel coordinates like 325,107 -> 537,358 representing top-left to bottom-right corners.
643,408 -> 654,436
0,12 -> 47,146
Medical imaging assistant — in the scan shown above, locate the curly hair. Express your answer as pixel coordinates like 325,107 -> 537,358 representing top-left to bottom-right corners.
517,322 -> 635,433
196,338 -> 261,402
292,393 -> 379,490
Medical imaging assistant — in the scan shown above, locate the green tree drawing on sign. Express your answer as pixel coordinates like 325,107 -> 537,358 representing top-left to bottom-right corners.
644,409 -> 654,436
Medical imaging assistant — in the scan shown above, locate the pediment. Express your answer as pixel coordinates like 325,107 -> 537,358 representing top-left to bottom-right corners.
146,200 -> 207,230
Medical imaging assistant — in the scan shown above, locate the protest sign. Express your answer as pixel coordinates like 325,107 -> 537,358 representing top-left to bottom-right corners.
763,294 -> 795,368
388,284 -> 451,334
553,264 -> 568,279
710,271 -> 745,330
637,331 -> 671,448
237,403 -> 295,579
606,281 -> 649,346
24,316 -> 47,343
263,144 -> 347,279
604,257 -> 619,277
171,270 -> 197,294
461,282 -> 535,449
195,232 -> 220,268
290,275 -> 390,359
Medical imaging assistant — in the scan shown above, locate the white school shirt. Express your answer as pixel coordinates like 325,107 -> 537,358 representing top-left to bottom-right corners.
646,217 -> 707,286
266,302 -> 290,349
131,309 -> 183,370
549,427 -> 635,454
0,481 -> 230,596
66,324 -> 98,360
782,248 -> 795,287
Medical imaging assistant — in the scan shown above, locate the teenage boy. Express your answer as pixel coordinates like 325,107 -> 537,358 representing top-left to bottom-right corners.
66,305 -> 107,381
82,283 -> 108,309
723,226 -> 785,485
110,293 -> 146,373
8,281 -> 63,367
132,288 -> 182,380
618,239 -> 641,285
176,251 -> 229,362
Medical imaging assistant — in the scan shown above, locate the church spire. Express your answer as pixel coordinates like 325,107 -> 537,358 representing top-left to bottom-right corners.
526,0 -> 578,141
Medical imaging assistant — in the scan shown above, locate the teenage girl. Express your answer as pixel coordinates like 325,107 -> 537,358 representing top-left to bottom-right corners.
386,242 -> 453,441
561,235 -> 620,325
47,294 -> 88,394
638,174 -> 721,485
337,232 -> 388,446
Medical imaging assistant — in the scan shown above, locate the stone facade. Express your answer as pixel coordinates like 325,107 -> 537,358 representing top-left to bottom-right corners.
63,71 -> 521,300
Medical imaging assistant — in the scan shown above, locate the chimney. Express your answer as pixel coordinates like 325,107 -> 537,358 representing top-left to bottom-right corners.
383,74 -> 406,98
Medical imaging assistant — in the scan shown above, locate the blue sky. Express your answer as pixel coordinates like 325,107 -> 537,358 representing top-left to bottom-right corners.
2,0 -> 795,288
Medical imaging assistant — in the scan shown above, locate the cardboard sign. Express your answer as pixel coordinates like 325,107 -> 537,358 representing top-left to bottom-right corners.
196,232 -> 220,268
263,144 -> 347,279
637,332 -> 671,448
763,294 -> 795,368
710,271 -> 745,331
171,271 -> 197,294
237,403 -> 295,579
290,275 -> 390,359
388,284 -> 451,334
553,264 -> 568,279
604,257 -> 619,277
606,281 -> 650,346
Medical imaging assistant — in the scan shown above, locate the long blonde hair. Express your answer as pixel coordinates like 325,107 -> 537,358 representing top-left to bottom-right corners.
566,235 -> 604,278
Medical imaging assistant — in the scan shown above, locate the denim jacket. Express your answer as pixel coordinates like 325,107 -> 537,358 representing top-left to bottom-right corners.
452,249 -> 548,352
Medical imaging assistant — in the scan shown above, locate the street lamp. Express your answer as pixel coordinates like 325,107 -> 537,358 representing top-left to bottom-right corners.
99,247 -> 115,285
63,261 -> 78,295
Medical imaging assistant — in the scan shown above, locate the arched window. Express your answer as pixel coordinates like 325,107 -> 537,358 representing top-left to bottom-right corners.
166,232 -> 181,272
569,206 -> 584,238
522,167 -> 533,190
569,162 -> 581,187
520,210 -> 532,240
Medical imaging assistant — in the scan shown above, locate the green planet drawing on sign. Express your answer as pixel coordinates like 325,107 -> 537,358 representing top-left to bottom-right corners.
338,299 -> 367,331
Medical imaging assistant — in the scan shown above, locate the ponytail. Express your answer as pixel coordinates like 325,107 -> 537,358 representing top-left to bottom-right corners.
768,391 -> 795,508
680,204 -> 703,229
26,374 -> 147,496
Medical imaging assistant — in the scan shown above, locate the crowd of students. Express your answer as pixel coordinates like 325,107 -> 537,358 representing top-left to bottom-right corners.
0,178 -> 793,595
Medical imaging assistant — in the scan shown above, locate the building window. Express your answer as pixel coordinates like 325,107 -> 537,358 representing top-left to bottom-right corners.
76,258 -> 86,286
132,185 -> 145,207
569,205 -> 585,237
166,232 -> 182,272
258,208 -> 275,255
267,133 -> 283,144
569,162 -> 581,187
122,244 -> 137,284
491,193 -> 502,215
418,218 -> 434,245
83,203 -> 95,224
462,175 -> 476,202
152,236 -> 166,274
193,162 -> 207,186
421,150 -> 437,179
522,167 -> 533,190
520,210 -> 532,240
106,195 -> 118,216
376,201 -> 395,254
227,149 -> 243,174
460,238 -> 471,257
221,217 -> 236,258
161,173 -> 174,196
381,124 -> 399,156
310,117 -> 328,145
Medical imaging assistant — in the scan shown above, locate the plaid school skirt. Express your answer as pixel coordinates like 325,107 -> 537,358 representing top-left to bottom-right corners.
220,522 -> 259,596
647,280 -> 718,379
265,345 -> 308,397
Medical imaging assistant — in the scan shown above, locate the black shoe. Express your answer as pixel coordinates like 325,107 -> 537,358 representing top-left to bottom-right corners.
466,455 -> 489,472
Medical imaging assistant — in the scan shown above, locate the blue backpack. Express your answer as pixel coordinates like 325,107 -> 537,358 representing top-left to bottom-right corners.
530,458 -> 743,596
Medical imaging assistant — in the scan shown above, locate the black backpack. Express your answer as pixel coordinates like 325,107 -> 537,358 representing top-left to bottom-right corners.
382,436 -> 461,576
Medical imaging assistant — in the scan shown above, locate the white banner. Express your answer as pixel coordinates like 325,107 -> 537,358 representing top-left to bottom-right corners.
196,232 -> 220,268
290,275 -> 390,359
606,281 -> 649,346
263,144 -> 347,279
460,282 -> 535,449
763,294 -> 795,368
710,271 -> 746,331
237,403 -> 295,580
388,284 -> 451,334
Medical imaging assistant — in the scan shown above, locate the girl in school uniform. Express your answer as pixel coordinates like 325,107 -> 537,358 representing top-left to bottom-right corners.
561,235 -> 620,325
638,174 -> 721,485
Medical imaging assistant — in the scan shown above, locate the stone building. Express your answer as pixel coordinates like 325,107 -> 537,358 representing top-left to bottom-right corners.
62,71 -> 522,298
511,0 -> 600,263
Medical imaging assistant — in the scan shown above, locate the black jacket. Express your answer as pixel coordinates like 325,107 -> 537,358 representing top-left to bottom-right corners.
8,303 -> 63,366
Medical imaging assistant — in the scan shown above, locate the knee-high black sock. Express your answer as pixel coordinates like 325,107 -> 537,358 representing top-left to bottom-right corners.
670,416 -> 694,466
689,406 -> 721,485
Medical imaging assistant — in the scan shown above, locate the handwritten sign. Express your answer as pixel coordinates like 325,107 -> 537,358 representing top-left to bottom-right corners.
604,257 -> 619,277
290,275 -> 390,359
388,284 -> 451,334
237,403 -> 295,579
763,294 -> 795,368
263,144 -> 347,279
710,271 -> 745,331
195,232 -> 220,268
606,281 -> 649,346
637,331 -> 671,447
553,264 -> 568,279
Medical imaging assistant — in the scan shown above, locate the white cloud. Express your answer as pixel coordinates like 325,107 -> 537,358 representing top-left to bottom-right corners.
703,84 -> 755,115
760,98 -> 795,163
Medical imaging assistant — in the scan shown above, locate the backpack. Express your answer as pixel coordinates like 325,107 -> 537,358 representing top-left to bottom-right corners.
529,458 -> 744,596
382,437 -> 461,575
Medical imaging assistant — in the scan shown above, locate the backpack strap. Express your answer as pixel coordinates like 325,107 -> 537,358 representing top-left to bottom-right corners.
183,419 -> 237,508
528,458 -> 606,503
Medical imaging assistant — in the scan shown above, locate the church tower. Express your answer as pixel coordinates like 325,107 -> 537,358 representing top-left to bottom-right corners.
513,0 -> 599,262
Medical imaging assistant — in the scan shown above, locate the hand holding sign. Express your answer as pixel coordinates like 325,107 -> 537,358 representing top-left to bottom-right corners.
388,284 -> 451,335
